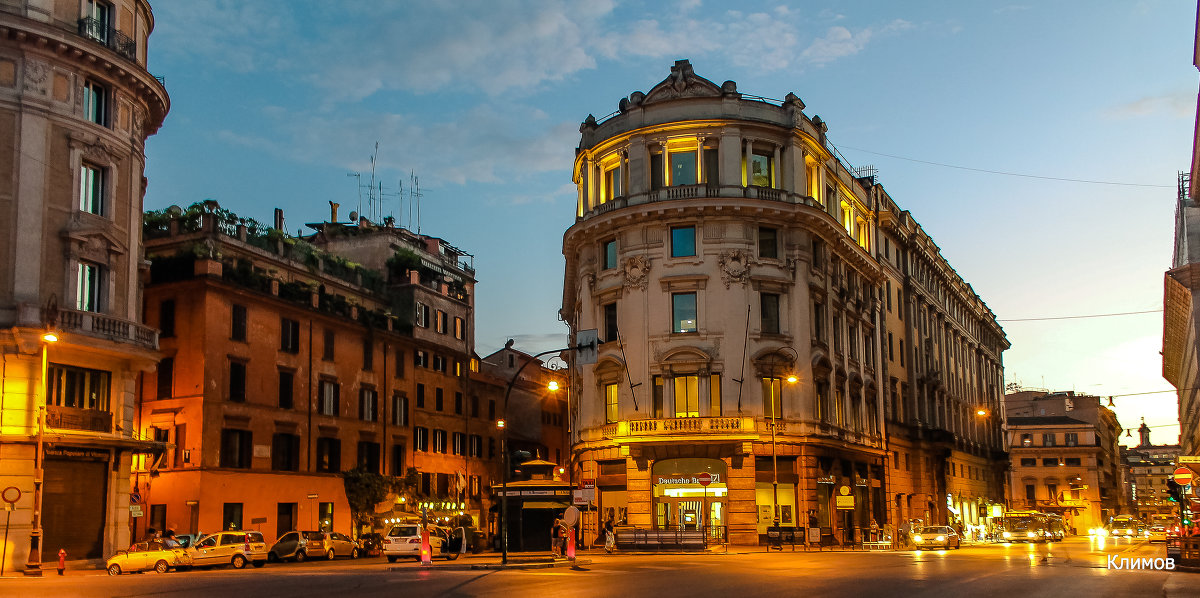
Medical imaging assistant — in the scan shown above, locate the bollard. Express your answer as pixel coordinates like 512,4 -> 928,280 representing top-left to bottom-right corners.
420,529 -> 432,566
57,549 -> 65,576
567,529 -> 576,560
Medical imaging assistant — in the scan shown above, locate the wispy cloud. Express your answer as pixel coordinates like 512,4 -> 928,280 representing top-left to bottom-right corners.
800,19 -> 912,66
1105,92 -> 1194,119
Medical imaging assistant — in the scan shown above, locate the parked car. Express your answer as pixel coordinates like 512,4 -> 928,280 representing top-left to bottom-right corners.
268,531 -> 314,562
300,531 -> 361,560
382,523 -> 466,561
188,531 -> 269,569
358,532 -> 385,557
106,540 -> 192,575
912,526 -> 961,550
1148,524 -> 1169,543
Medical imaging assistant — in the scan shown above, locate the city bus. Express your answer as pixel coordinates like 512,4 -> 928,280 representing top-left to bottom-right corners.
1107,515 -> 1141,537
999,511 -> 1049,543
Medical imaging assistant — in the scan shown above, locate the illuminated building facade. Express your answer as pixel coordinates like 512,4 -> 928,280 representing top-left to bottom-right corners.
1122,424 -> 1181,521
0,0 -> 169,570
561,61 -> 1007,545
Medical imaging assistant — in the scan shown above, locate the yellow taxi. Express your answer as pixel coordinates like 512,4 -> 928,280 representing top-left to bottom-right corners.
106,540 -> 192,575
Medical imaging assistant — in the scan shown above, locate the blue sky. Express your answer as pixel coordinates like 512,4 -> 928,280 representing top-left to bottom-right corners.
143,1 -> 1194,446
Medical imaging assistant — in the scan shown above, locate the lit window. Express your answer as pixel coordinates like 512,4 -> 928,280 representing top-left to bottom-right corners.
79,163 -> 105,215
670,149 -> 697,185
605,383 -> 618,423
673,375 -> 699,418
670,226 -> 695,258
762,377 -> 783,419
76,261 -> 102,312
604,164 -> 622,201
672,293 -> 697,333
750,152 -> 772,187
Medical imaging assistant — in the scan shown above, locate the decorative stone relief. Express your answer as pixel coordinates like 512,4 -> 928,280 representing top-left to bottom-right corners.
83,139 -> 111,164
718,249 -> 751,288
22,59 -> 49,95
132,105 -> 145,139
623,255 -> 650,291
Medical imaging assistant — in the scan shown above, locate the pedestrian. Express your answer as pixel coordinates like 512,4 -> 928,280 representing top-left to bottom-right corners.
870,518 -> 879,542
898,519 -> 911,548
604,519 -> 615,554
551,515 -> 563,557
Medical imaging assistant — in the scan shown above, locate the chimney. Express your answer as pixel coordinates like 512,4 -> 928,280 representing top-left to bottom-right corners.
329,201 -> 340,222
273,208 -> 284,230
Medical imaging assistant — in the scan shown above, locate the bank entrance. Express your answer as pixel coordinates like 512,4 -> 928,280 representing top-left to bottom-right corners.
652,458 -> 726,536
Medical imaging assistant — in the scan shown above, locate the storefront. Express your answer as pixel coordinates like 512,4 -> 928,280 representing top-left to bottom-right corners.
652,458 -> 727,533
43,447 -> 112,559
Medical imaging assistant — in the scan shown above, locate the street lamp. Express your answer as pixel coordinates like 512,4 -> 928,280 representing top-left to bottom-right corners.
25,330 -> 58,576
762,347 -> 798,534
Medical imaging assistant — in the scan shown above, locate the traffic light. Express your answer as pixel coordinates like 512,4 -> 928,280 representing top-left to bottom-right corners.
1167,479 -> 1183,503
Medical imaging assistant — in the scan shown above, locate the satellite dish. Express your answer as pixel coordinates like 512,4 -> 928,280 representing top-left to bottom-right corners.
564,506 -> 580,527
348,211 -> 358,222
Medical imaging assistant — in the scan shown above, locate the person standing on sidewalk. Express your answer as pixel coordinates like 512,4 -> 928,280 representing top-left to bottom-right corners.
551,516 -> 563,557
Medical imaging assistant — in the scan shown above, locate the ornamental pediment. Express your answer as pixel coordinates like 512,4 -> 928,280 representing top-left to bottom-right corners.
61,223 -> 128,264
639,60 -> 727,106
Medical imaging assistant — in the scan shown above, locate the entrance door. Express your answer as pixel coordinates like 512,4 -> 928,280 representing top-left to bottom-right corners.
44,458 -> 108,559
277,503 -> 297,538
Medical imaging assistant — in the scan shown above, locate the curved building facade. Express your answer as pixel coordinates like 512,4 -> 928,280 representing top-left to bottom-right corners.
0,0 -> 169,570
562,61 -> 1006,545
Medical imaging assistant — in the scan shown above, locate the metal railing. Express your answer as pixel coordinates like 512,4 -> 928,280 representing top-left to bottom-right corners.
46,404 -> 113,433
601,416 -> 755,439
77,17 -> 137,62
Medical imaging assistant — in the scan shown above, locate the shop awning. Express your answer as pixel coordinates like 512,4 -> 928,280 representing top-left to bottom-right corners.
522,501 -> 570,510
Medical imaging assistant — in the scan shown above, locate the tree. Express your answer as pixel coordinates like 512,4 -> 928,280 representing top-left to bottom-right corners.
343,467 -> 393,537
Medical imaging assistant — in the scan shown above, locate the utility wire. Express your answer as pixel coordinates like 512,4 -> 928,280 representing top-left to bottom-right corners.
1000,309 -> 1161,322
839,144 -> 1174,189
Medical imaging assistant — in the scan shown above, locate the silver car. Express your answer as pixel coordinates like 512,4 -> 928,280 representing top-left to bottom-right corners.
912,526 -> 961,550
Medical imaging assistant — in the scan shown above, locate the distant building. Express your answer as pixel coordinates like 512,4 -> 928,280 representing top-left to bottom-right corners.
561,60 -> 1007,546
0,0 -> 170,571
1121,422 -> 1181,520
137,202 -> 500,542
1004,391 -> 1125,531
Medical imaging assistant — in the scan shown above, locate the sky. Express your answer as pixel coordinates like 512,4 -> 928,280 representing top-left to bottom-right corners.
143,1 -> 1195,448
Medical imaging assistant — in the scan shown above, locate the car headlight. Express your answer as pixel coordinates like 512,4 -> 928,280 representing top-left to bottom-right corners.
913,535 -> 923,543
1002,531 -> 1011,539
936,536 -> 945,542
1026,532 -> 1035,537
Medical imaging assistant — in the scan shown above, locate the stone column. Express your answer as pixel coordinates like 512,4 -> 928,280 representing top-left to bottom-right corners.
726,454 -> 758,544
772,145 -> 781,189
743,139 -> 753,187
626,456 -> 652,528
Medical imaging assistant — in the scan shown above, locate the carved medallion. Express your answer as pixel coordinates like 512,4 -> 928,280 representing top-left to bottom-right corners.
718,249 -> 751,288
623,255 -> 650,291
23,59 -> 49,95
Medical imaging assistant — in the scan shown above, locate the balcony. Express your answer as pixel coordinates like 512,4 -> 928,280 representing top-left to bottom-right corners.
46,405 -> 113,433
77,18 -> 137,63
58,308 -> 159,351
598,416 -> 757,441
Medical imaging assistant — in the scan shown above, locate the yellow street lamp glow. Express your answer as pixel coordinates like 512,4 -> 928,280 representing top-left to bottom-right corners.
547,380 -> 560,391
785,374 -> 798,384
42,332 -> 58,343
976,409 -> 987,416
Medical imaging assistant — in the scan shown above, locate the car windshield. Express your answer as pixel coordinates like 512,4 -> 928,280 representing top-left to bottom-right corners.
388,525 -> 419,537
916,527 -> 949,534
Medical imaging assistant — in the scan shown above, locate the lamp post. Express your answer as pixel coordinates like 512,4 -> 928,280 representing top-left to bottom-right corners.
498,343 -> 574,566
25,331 -> 58,576
762,347 -> 797,534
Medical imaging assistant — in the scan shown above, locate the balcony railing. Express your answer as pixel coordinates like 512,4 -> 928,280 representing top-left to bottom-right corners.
600,416 -> 756,440
46,405 -> 113,433
58,308 -> 159,351
77,17 -> 138,62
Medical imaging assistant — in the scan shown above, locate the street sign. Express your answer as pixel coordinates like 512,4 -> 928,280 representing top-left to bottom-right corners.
129,491 -> 141,505
1180,456 -> 1200,464
129,505 -> 143,518
698,473 -> 712,487
575,329 -> 599,365
564,506 -> 580,527
1174,467 -> 1194,486
307,493 -> 319,499
573,490 -> 588,506
580,478 -> 596,490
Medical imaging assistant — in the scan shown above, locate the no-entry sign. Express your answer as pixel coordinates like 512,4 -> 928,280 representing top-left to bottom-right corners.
698,473 -> 712,487
1174,467 -> 1193,486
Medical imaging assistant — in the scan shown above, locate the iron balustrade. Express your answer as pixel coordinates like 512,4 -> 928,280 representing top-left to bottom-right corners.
46,404 -> 113,433
77,18 -> 137,62
599,416 -> 755,439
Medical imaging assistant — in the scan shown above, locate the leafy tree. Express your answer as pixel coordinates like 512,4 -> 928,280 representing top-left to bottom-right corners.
343,467 -> 393,537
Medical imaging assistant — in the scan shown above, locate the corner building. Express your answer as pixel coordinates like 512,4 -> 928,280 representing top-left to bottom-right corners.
562,61 -> 1007,545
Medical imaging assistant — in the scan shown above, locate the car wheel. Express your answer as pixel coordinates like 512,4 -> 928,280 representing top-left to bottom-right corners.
295,550 -> 307,563
154,560 -> 170,574
351,548 -> 359,559
387,556 -> 398,563
326,549 -> 335,560
231,554 -> 247,569
446,552 -> 459,561
267,551 -> 278,563
252,561 -> 266,568
107,564 -> 121,576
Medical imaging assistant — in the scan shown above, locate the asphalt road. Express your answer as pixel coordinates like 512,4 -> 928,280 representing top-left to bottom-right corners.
4,536 -> 1198,598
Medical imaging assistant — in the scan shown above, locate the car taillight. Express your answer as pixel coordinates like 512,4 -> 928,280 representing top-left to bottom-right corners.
383,539 -> 392,544
408,538 -> 420,544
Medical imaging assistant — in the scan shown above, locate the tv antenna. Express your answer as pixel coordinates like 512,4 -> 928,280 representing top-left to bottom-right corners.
410,171 -> 423,234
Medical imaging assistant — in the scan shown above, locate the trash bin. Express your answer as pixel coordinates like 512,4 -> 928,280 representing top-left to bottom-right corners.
767,526 -> 783,550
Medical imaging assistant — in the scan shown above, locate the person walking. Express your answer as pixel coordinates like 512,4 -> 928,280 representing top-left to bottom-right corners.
551,515 -> 564,557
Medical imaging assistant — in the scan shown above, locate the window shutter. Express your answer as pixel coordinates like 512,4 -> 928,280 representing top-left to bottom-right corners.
334,383 -> 341,416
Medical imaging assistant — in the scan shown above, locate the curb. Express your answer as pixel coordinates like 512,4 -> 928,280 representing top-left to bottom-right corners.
389,558 -> 592,571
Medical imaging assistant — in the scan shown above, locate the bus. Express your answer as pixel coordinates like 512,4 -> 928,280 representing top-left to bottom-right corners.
999,511 -> 1049,543
1107,515 -> 1141,537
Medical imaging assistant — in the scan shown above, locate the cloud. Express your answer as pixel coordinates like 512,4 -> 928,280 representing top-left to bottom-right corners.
1105,92 -> 1194,119
993,5 -> 1032,14
800,19 -> 912,67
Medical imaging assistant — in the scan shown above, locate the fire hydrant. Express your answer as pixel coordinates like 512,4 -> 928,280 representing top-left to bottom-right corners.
57,549 -> 66,575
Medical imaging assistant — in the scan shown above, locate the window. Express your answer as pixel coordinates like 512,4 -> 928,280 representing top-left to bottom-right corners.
488,399 -> 496,420
79,163 -> 106,215
47,364 -> 110,410
391,444 -> 405,476
673,375 -> 699,417
435,387 -> 444,411
669,148 -> 697,186
604,163 -> 622,200
454,317 -> 465,340
1047,483 -> 1058,502
1042,433 -> 1056,447
271,433 -> 300,471
888,333 -> 894,362
362,339 -> 373,370
471,395 -> 480,418
1020,458 -> 1036,467
323,329 -> 335,361
157,300 -> 176,338
758,227 -> 778,259
454,391 -> 463,415
149,504 -> 166,534
278,370 -> 294,409
359,387 -> 377,422
452,432 -> 465,456
82,80 -> 108,126
1042,458 -> 1059,467
433,429 -> 447,453
710,374 -> 721,416
223,503 -> 243,532
316,437 -> 341,473
415,302 -> 429,328
82,1 -> 112,40
391,394 -> 408,426
414,350 -> 428,368
762,377 -> 783,419
750,152 -> 773,187
319,379 -> 339,416
433,354 -> 446,372
1025,484 -> 1035,501
760,293 -> 780,334
280,318 -> 300,353
1065,457 -> 1082,466
603,302 -> 618,343
813,302 -> 825,341
469,434 -> 483,458
76,261 -> 102,312
435,310 -> 447,334
1065,433 -> 1078,447
228,360 -> 246,403
413,427 -> 429,452
318,503 -> 333,532
357,441 -> 380,473
603,240 -> 618,270
672,293 -> 697,333
229,304 -> 247,342
156,357 -> 173,400
219,429 -> 252,469
670,226 -> 696,258
605,383 -> 618,423
394,348 -> 405,377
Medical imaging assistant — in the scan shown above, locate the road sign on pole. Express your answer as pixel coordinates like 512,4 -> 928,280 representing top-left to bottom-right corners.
698,473 -> 712,487
1179,456 -> 1200,464
575,330 -> 599,365
1175,467 -> 1194,486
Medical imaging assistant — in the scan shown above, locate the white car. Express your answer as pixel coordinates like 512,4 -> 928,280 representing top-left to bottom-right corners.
383,524 -> 455,562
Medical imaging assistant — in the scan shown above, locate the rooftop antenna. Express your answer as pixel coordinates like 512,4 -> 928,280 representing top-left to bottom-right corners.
410,171 -> 423,234
366,142 -> 379,222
